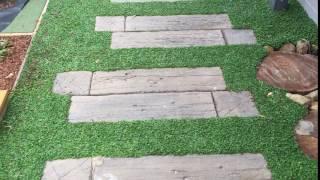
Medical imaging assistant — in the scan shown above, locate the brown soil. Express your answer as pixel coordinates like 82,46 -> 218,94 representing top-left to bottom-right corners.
0,36 -> 31,90
0,0 -> 16,10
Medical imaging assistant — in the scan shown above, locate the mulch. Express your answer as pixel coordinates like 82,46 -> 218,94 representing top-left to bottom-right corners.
0,35 -> 31,90
0,0 -> 16,10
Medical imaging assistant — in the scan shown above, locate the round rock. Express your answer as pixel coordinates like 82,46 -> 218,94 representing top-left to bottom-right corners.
257,52 -> 318,93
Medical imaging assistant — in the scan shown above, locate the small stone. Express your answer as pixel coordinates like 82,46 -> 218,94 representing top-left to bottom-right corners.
310,101 -> 318,111
264,46 -> 274,54
295,120 -> 314,136
5,73 -> 14,79
267,92 -> 273,96
279,43 -> 296,53
286,93 -> 311,105
296,39 -> 310,55
305,90 -> 318,101
311,44 -> 318,56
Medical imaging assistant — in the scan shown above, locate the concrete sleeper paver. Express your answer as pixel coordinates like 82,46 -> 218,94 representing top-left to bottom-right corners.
41,154 -> 272,180
90,67 -> 226,95
95,16 -> 125,32
68,92 -> 217,123
212,91 -> 260,117
111,30 -> 225,49
125,14 -> 232,31
223,29 -> 257,45
53,71 -> 92,96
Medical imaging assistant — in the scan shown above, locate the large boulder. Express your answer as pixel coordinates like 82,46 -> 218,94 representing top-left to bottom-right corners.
257,52 -> 318,93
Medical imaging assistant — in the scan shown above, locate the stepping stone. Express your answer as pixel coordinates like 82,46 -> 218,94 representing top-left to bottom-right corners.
126,15 -> 232,31
68,92 -> 217,123
90,67 -> 226,95
95,16 -> 125,32
53,71 -> 92,96
212,91 -> 260,117
41,154 -> 272,180
111,30 -> 225,49
41,158 -> 91,180
223,29 -> 257,45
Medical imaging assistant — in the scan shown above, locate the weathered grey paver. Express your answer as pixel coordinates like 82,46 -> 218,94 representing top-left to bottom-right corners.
68,92 -> 216,122
42,154 -> 271,180
90,67 -> 226,95
212,91 -> 259,117
223,29 -> 257,45
125,14 -> 232,31
95,16 -> 125,32
92,154 -> 271,180
41,158 -> 91,180
111,30 -> 225,49
53,71 -> 92,96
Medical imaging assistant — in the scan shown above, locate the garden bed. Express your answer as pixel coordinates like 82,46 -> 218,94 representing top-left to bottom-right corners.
0,35 -> 31,90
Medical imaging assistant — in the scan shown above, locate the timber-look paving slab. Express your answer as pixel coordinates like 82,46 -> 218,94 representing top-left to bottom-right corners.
111,30 -> 226,49
95,14 -> 257,49
41,154 -> 272,180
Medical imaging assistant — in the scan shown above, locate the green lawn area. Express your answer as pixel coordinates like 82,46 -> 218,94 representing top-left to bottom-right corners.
0,0 -> 318,179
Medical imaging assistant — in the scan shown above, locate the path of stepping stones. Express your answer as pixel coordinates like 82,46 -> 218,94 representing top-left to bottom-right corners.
42,10 -> 269,180
95,14 -> 257,48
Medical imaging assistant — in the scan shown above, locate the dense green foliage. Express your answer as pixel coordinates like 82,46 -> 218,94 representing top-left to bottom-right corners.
0,0 -> 318,179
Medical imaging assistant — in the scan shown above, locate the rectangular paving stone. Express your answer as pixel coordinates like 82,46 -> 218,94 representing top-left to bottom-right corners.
68,92 -> 216,122
111,30 -> 225,49
125,14 -> 232,32
90,67 -> 226,95
92,154 -> 272,180
41,158 -> 91,180
53,71 -> 92,96
223,29 -> 257,45
95,16 -> 125,32
212,91 -> 260,117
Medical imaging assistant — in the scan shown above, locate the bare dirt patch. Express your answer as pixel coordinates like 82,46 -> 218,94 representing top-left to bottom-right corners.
0,36 -> 31,90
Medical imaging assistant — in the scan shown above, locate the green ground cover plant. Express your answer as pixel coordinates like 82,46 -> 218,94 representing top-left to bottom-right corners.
0,0 -> 318,179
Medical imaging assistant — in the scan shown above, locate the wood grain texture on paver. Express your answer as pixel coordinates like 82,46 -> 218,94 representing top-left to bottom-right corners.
90,67 -> 226,95
68,92 -> 216,122
111,30 -> 225,49
125,14 -> 232,31
41,154 -> 272,180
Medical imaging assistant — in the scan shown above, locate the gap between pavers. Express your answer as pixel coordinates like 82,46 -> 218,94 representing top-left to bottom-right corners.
41,154 -> 272,180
